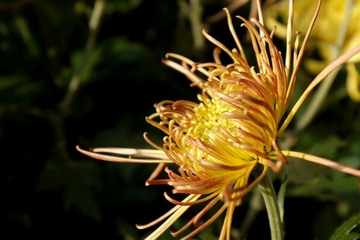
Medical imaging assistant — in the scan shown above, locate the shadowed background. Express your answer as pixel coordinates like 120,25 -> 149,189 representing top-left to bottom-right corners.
1,0 -> 359,239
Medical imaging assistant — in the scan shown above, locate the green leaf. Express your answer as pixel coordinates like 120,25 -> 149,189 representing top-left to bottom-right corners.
36,159 -> 102,221
36,160 -> 70,191
107,0 -> 144,13
329,213 -> 360,240
0,75 -> 27,90
64,179 -> 102,221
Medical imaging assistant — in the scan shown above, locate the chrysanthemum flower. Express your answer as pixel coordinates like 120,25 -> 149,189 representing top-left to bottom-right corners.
77,0 -> 360,239
264,0 -> 360,101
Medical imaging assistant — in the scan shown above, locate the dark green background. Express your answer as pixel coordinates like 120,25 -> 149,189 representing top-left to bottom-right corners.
1,0 -> 359,239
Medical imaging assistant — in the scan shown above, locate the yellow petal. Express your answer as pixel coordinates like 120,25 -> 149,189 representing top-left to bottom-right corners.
346,63 -> 360,102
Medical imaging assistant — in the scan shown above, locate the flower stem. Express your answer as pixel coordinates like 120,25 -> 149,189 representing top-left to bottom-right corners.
59,0 -> 106,116
258,172 -> 284,240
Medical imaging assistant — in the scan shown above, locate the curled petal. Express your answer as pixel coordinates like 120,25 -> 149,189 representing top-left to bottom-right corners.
76,145 -> 172,163
282,150 -> 360,177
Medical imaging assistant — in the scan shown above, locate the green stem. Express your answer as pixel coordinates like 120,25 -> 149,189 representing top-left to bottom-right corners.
258,173 -> 284,240
59,0 -> 106,115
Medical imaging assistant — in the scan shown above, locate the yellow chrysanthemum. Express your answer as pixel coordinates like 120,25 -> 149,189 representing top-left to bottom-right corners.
77,0 -> 360,239
264,0 -> 360,101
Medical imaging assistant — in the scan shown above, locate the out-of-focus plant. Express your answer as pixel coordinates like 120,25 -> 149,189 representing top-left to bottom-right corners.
265,0 -> 360,131
0,0 -> 183,239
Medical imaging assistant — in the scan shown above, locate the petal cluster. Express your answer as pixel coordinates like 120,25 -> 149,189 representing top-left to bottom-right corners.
137,8 -> 291,239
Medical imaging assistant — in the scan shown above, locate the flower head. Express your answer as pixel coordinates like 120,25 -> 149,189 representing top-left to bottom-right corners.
77,0 -> 360,239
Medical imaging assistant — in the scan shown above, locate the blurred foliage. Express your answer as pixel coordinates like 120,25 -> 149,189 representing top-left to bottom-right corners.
0,0 -> 359,240
329,212 -> 360,240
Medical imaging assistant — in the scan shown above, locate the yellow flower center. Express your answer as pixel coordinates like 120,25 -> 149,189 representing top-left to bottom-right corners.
147,61 -> 280,204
